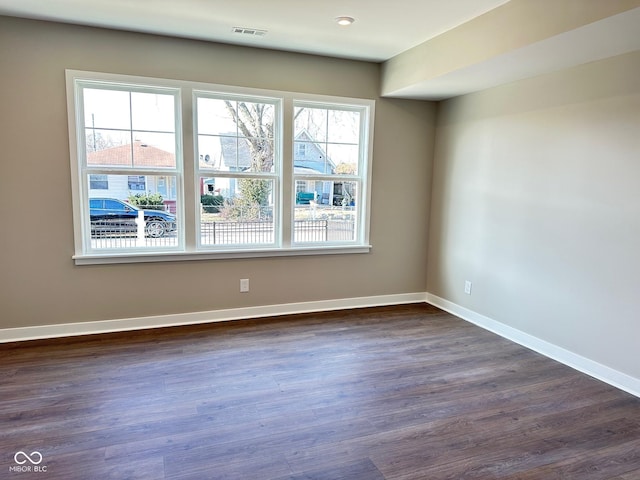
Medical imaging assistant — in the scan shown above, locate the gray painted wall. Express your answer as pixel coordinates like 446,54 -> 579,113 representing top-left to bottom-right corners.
0,16 -> 435,328
428,50 -> 640,379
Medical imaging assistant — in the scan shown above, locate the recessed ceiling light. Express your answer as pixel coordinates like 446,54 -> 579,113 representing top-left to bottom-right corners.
335,16 -> 355,26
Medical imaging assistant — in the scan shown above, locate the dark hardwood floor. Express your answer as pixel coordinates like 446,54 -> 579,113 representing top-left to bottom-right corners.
1,304 -> 639,479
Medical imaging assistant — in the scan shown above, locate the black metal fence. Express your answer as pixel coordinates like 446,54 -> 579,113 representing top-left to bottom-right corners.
294,220 -> 328,243
91,234 -> 177,249
90,220 -> 177,249
201,221 -> 274,245
201,219 -> 355,245
90,220 -> 355,249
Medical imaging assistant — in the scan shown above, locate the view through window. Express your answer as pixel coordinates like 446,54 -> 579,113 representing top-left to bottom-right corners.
68,71 -> 374,263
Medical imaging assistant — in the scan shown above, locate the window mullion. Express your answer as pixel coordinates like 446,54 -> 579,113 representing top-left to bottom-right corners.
182,87 -> 196,251
281,96 -> 294,247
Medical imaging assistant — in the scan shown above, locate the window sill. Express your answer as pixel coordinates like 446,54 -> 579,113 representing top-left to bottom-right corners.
73,245 -> 372,265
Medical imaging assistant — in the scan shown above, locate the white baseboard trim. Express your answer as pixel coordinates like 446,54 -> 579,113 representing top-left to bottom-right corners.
426,293 -> 640,399
0,292 -> 427,344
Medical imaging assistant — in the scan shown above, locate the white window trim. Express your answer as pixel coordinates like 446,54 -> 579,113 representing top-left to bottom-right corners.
66,70 -> 374,265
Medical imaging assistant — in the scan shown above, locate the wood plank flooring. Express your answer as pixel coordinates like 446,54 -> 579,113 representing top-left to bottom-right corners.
1,304 -> 639,479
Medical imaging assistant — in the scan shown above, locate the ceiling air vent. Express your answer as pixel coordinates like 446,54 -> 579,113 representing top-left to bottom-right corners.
232,27 -> 267,37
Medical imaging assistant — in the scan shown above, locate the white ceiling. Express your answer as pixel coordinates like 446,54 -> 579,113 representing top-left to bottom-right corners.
0,0 -> 510,62
1,0 -> 639,100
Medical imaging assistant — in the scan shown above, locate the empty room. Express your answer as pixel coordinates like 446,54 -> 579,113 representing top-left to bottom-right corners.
1,0 -> 639,478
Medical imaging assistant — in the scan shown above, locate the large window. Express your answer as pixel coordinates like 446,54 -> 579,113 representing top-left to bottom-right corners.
67,71 -> 374,264
293,103 -> 364,244
195,93 -> 279,247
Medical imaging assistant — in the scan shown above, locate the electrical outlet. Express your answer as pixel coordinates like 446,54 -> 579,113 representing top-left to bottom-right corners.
240,278 -> 250,293
464,280 -> 472,295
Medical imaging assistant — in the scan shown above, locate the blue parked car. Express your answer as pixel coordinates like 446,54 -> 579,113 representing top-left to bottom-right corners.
89,198 -> 176,238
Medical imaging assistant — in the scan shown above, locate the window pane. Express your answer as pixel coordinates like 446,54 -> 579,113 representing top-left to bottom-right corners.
294,106 -> 361,175
198,99 -> 274,137
237,102 -> 274,138
83,86 -> 176,169
87,175 -> 178,250
244,137 -> 274,172
294,106 -> 326,142
83,88 -> 131,130
86,135 -> 175,168
131,91 -> 175,132
131,133 -> 176,168
326,144 -> 359,175
200,177 -> 274,246
198,135 -> 224,170
85,129 -> 131,164
197,98 -> 238,135
294,140 -> 332,174
327,110 -> 360,143
293,180 -> 358,243
197,96 -> 276,173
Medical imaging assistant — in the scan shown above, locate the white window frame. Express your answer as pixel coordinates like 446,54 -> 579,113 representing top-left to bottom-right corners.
67,70 -> 374,264
292,100 -> 370,247
193,90 -> 282,250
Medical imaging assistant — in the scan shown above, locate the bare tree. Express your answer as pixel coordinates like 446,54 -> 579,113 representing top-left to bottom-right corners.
223,101 -> 273,217
85,131 -> 123,153
224,101 -> 273,172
